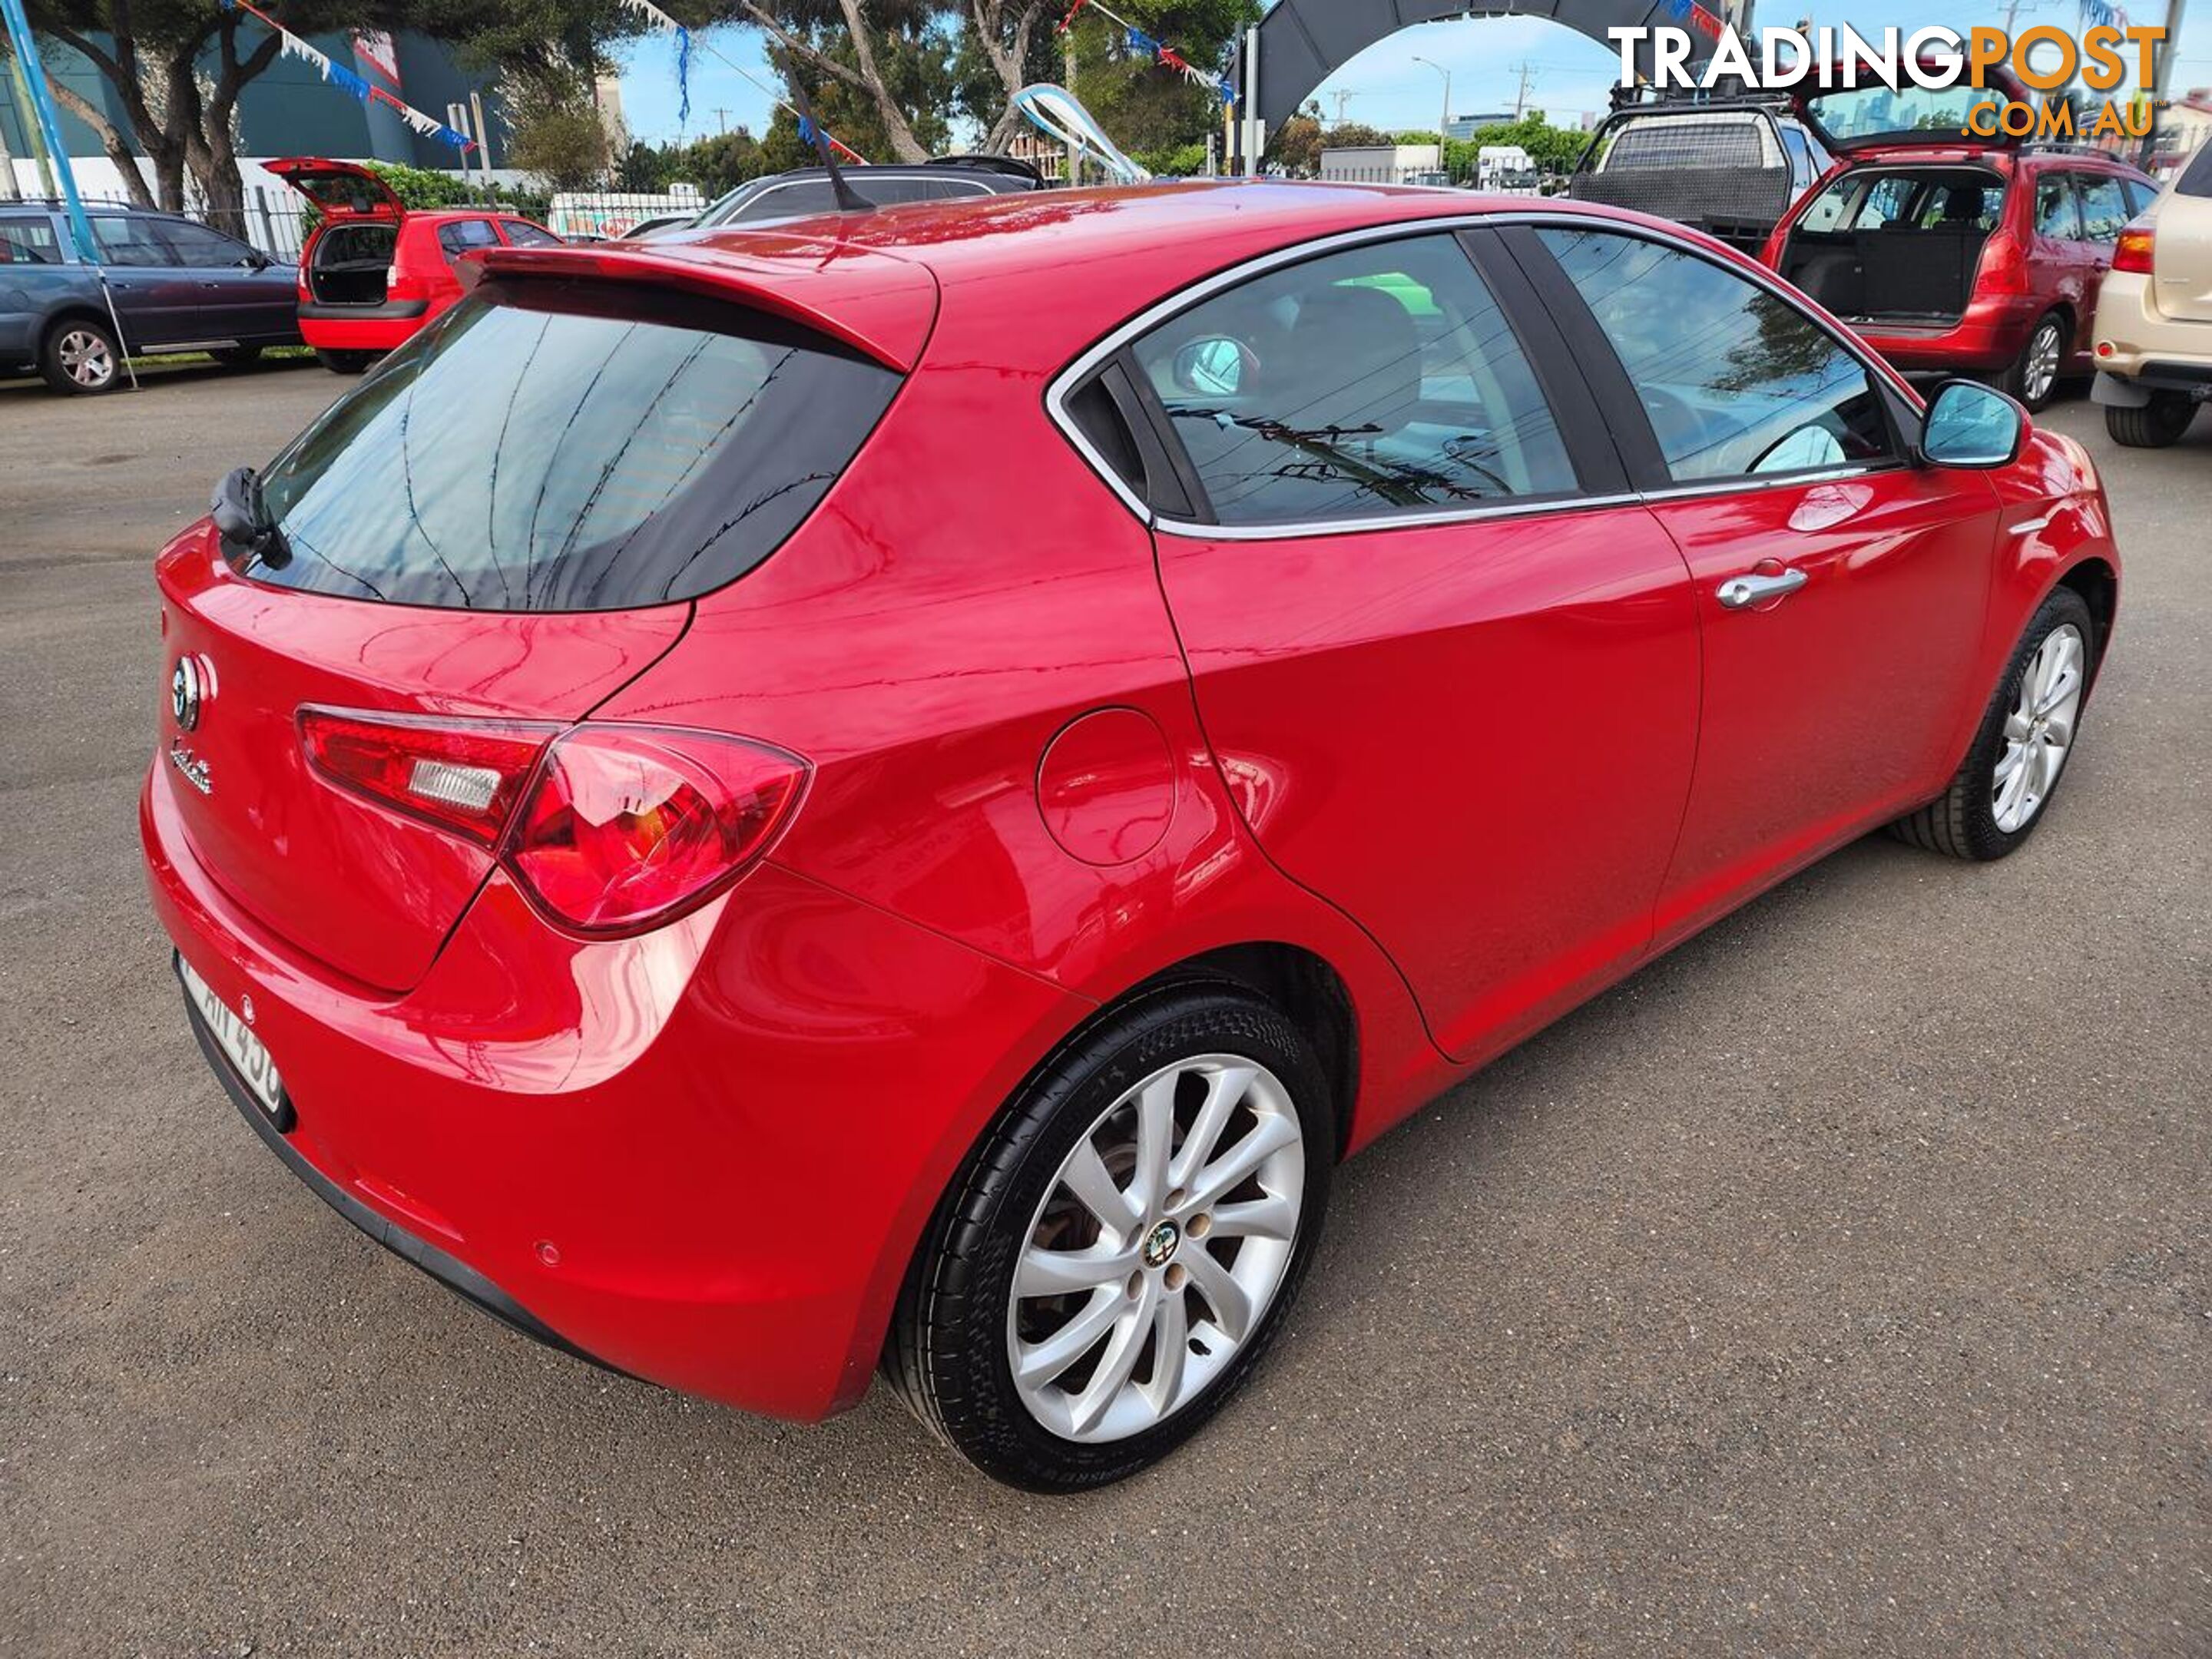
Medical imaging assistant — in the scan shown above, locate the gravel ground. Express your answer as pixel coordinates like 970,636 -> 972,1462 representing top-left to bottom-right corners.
1,359 -> 2206,1657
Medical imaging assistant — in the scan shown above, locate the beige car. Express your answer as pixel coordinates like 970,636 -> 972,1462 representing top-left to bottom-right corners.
2092,144 -> 2212,447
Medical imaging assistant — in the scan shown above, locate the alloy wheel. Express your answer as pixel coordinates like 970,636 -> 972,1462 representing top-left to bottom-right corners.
1992,621 -> 2085,833
58,328 -> 115,390
2022,320 -> 2062,406
1006,1055 -> 1305,1443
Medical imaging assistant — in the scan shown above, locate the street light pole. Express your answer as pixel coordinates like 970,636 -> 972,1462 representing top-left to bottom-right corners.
1412,55 -> 1450,177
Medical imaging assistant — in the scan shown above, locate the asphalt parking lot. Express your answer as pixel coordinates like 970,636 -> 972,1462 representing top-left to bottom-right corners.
2,358 -> 2206,1657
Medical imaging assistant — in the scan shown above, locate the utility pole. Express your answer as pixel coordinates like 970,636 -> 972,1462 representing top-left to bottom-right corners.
2141,0 -> 2186,167
1512,61 -> 1538,120
713,106 -> 730,134
1331,88 -> 1353,124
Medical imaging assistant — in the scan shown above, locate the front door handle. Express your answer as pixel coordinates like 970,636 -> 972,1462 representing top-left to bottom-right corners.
1717,568 -> 1809,610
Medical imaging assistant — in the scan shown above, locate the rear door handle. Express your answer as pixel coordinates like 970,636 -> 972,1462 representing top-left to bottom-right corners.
1717,568 -> 1809,610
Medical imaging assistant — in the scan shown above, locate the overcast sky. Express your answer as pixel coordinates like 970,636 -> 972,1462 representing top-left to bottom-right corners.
615,2 -> 2212,154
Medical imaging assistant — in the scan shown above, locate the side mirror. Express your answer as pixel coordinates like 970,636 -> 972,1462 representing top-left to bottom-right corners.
243,250 -> 271,270
1170,336 -> 1255,398
1919,379 -> 2026,469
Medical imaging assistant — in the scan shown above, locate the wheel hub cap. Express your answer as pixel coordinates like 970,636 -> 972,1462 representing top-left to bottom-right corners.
1141,1219 -> 1181,1268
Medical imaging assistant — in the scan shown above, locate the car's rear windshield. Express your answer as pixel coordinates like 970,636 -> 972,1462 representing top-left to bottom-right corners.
250,281 -> 900,610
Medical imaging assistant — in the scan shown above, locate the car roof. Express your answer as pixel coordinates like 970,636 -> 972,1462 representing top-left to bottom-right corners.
518,181 -> 1694,375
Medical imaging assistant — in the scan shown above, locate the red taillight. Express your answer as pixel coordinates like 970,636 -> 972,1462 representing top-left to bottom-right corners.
2114,224 -> 2155,275
300,707 -> 557,844
504,727 -> 807,933
1978,230 -> 2028,296
386,261 -> 425,301
300,712 -> 808,935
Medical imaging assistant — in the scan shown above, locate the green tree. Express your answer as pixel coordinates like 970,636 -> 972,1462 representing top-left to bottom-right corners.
508,75 -> 618,190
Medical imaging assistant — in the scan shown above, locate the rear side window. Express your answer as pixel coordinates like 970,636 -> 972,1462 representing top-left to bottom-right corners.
436,219 -> 500,257
253,286 -> 900,610
0,217 -> 60,263
91,217 -> 170,267
1128,233 -> 1578,525
2181,146 -> 2212,199
2036,177 -> 2082,238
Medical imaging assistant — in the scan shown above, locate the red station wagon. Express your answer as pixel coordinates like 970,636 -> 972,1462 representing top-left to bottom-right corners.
1762,78 -> 2158,409
144,184 -> 2121,1488
264,157 -> 565,373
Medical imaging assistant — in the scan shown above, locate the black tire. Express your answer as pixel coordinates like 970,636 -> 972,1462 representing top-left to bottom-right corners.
38,316 -> 122,395
885,982 -> 1334,1491
1999,311 -> 2069,412
211,344 -> 263,368
2104,391 -> 2197,449
1889,584 -> 2097,861
316,348 -> 375,375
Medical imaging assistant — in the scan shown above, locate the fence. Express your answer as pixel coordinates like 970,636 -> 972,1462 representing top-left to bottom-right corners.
44,186 -> 312,260
1306,162 -> 1573,196
544,191 -> 706,240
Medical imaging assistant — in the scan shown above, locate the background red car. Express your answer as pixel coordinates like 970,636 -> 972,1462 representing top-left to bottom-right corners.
1760,80 -> 2158,409
146,184 -> 2120,1489
264,157 -> 565,374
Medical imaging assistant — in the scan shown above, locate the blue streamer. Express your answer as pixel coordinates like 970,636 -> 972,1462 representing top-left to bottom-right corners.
1128,26 -> 1158,52
674,25 -> 692,126
798,112 -> 816,145
326,61 -> 369,99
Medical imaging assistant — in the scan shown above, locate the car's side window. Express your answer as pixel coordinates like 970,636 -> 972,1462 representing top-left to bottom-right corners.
1535,226 -> 1896,485
1125,233 -> 1578,527
499,220 -> 564,247
436,219 -> 500,260
0,217 -> 61,263
2075,174 -> 2131,243
157,220 -> 253,268
91,217 -> 171,267
2035,174 -> 2083,240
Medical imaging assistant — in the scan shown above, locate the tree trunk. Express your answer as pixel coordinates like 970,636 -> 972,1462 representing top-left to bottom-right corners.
45,79 -> 155,206
969,0 -> 1045,153
738,1 -> 929,163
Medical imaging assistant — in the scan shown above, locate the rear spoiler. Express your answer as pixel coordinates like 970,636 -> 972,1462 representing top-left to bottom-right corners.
463,237 -> 939,372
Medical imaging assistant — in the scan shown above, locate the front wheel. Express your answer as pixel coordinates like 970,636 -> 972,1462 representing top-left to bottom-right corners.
1890,586 -> 2095,860
885,984 -> 1333,1490
2104,391 -> 2197,449
315,348 -> 375,375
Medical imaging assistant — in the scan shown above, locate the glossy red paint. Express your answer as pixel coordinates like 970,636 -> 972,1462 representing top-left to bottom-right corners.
143,182 -> 2121,1422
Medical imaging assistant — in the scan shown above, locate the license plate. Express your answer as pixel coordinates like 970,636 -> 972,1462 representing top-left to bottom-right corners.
180,958 -> 288,1124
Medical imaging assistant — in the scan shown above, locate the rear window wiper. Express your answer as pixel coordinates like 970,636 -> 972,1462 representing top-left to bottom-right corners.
210,465 -> 293,572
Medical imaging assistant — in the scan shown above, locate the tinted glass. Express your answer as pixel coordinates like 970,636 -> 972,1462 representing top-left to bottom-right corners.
436,218 -> 500,257
2122,178 -> 2157,216
2181,145 -> 2212,199
1800,83 -> 2007,145
252,286 -> 900,610
1538,227 -> 1894,483
2036,177 -> 2082,238
91,217 -> 170,267
500,220 -> 564,247
1130,233 -> 1577,525
157,220 -> 251,267
2075,175 -> 2130,240
0,216 -> 61,263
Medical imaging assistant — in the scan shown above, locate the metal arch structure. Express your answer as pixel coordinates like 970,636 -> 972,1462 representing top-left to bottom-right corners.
1230,1 -> 1732,159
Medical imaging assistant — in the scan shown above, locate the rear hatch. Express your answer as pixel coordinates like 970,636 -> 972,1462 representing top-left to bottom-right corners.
157,259 -> 922,990
1790,65 -> 2032,155
266,157 -> 405,306
2152,146 -> 2212,324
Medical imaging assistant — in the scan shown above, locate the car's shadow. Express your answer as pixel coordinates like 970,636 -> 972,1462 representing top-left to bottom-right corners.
0,351 -> 320,401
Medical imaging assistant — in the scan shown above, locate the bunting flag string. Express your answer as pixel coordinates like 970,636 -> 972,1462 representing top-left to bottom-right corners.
2078,0 -> 2129,33
1058,0 -> 1234,105
219,0 -> 475,150
611,0 -> 865,160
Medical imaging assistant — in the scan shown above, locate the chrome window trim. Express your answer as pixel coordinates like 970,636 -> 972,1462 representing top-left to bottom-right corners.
1043,209 -> 1920,541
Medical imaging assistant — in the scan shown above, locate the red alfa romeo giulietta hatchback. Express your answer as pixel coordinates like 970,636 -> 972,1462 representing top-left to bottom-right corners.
144,182 -> 2120,1489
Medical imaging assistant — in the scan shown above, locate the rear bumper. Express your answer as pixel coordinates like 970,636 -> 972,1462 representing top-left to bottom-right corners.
1852,296 -> 2041,374
2089,271 -> 2212,390
141,760 -> 1086,1421
296,303 -> 429,352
